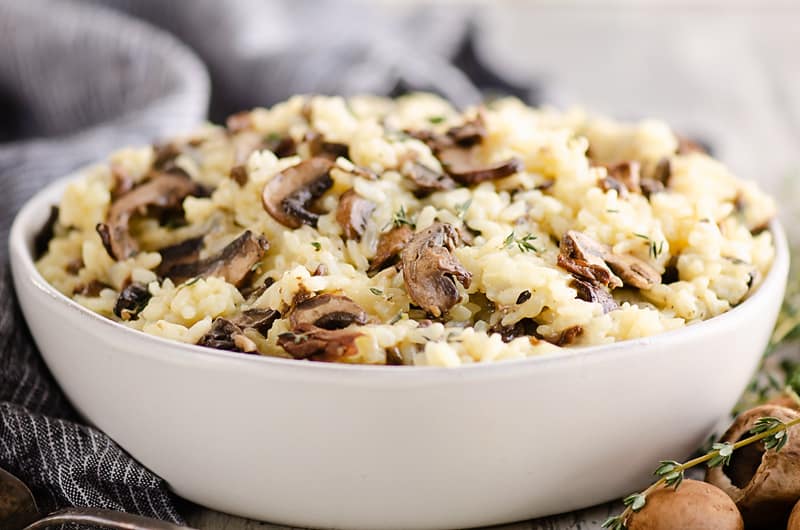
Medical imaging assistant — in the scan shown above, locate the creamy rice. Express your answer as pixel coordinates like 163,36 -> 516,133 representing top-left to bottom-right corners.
35,93 -> 777,366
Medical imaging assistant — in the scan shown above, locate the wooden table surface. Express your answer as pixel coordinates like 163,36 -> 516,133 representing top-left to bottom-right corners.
185,2 -> 800,528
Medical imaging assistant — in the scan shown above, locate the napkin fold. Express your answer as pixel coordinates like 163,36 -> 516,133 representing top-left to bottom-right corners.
0,0 -> 535,524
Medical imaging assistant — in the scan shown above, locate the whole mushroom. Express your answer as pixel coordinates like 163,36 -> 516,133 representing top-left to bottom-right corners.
788,498 -> 800,530
705,404 -> 800,529
626,479 -> 743,530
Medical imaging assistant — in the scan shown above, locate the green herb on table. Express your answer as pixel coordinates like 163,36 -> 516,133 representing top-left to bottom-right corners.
602,414 -> 800,530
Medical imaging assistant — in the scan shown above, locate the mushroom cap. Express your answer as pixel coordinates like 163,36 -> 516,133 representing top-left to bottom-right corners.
705,404 -> 800,529
261,157 -> 334,228
557,230 -> 622,288
289,293 -> 368,330
401,222 -> 471,317
787,498 -> 800,530
627,479 -> 743,530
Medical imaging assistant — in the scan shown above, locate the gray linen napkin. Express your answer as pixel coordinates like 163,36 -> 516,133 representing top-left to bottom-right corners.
0,0 -> 535,524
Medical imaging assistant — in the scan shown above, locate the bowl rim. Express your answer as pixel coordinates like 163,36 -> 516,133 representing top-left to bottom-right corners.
9,173 -> 791,376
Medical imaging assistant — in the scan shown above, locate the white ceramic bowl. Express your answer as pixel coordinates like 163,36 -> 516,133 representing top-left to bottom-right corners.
10,176 -> 789,530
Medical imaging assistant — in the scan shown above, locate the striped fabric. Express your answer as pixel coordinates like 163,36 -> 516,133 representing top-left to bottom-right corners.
0,0 -> 531,525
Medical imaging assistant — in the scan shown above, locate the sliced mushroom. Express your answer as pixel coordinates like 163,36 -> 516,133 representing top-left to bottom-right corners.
261,157 -> 334,228
336,189 -> 375,240
604,161 -> 641,194
400,160 -> 455,195
677,135 -> 708,155
446,115 -> 487,147
156,236 -> 205,277
110,163 -> 135,199
401,222 -> 472,317
198,308 -> 279,354
164,230 -> 269,287
289,293 -> 368,330
265,134 -> 297,158
604,252 -> 661,290
570,278 -> 618,313
437,147 -> 524,185
34,205 -> 59,259
277,323 -> 362,361
97,173 -> 204,260
151,142 -> 182,171
557,231 -> 622,288
490,317 -> 541,343
385,346 -> 405,365
553,325 -> 583,346
198,318 -> 253,352
368,225 -> 414,275
113,283 -> 151,321
234,308 -> 280,335
305,131 -> 349,160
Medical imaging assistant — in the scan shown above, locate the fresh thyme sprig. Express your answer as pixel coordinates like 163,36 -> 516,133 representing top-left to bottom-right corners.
603,412 -> 800,530
384,205 -> 416,230
502,231 -> 539,253
633,233 -> 665,259
456,199 -> 473,220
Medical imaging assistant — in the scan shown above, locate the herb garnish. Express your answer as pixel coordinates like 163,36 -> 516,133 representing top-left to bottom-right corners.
633,233 -> 665,259
428,115 -> 446,124
311,241 -> 322,251
369,288 -> 384,296
502,231 -> 539,253
602,411 -> 800,530
384,205 -> 416,230
456,199 -> 473,220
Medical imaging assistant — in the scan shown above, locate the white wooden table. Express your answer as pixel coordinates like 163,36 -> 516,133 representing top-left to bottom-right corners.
185,2 -> 800,528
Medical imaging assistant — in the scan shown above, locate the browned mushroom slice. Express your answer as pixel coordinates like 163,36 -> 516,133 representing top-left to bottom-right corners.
446,115 -> 487,147
151,143 -> 182,170
336,189 -> 375,240
552,325 -> 583,346
156,236 -> 205,277
198,318 -> 253,352
233,308 -> 280,335
401,222 -> 472,317
437,147 -> 524,186
605,161 -> 641,193
400,160 -> 456,195
110,163 -> 135,199
289,293 -> 368,330
305,131 -> 349,160
278,323 -> 362,361
96,173 -> 204,260
557,231 -> 622,288
197,307 -> 280,353
490,317 -> 541,343
262,157 -> 334,228
114,283 -> 151,321
604,252 -> 661,290
164,230 -> 269,287
34,205 -> 59,259
570,278 -> 618,313
368,225 -> 414,275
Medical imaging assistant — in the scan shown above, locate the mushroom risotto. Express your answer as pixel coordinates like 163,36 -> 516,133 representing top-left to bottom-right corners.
35,94 -> 777,366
